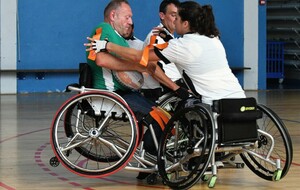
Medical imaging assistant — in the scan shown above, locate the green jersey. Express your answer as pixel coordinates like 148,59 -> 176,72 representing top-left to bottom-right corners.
87,22 -> 129,91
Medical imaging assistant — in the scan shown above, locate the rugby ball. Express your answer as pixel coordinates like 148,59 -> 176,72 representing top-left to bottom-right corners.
113,71 -> 144,90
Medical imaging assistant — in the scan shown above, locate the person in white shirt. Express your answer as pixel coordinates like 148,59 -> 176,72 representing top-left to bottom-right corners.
123,23 -> 144,50
142,0 -> 182,102
123,24 -> 161,102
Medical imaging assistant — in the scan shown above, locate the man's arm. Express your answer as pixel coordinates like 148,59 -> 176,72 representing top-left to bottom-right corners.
95,52 -> 146,73
105,42 -> 146,63
96,51 -> 178,91
85,37 -> 160,64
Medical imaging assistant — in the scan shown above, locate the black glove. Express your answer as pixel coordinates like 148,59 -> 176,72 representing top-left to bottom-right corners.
175,87 -> 190,100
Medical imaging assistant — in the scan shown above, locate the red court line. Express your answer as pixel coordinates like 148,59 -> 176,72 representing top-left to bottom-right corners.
0,182 -> 16,190
0,128 -> 49,144
0,128 -> 49,190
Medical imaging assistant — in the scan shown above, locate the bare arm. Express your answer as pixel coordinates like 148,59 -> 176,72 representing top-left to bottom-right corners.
150,63 -> 179,91
105,42 -> 143,63
84,37 -> 180,91
106,42 -> 160,64
85,37 -> 160,65
95,52 -> 147,73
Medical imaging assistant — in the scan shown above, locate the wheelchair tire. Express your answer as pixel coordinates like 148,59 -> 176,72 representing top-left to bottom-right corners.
157,105 -> 215,190
50,91 -> 139,178
240,104 -> 293,181
156,91 -> 180,113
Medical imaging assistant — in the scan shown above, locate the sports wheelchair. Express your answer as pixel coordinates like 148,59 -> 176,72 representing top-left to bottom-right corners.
49,64 -> 293,189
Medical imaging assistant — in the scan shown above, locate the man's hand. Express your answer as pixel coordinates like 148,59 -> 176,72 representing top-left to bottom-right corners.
84,37 -> 108,53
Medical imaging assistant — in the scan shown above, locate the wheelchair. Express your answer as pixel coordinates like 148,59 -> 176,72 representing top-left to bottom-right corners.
49,63 -> 171,184
156,93 -> 293,188
49,64 -> 293,189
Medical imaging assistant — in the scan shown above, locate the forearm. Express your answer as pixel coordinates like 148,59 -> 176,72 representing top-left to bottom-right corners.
152,65 -> 179,91
96,52 -> 146,73
106,42 -> 143,63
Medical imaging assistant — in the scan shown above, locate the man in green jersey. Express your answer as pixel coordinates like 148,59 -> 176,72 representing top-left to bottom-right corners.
86,0 -> 156,115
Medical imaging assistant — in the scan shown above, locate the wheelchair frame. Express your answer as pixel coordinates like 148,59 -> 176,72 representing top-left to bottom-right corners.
49,84 -> 293,189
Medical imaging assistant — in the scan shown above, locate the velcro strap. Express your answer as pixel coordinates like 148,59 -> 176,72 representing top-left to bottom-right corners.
139,35 -> 168,67
88,27 -> 103,61
149,106 -> 171,131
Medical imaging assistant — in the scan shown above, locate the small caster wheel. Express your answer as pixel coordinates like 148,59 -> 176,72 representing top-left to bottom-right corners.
230,156 -> 236,161
49,156 -> 60,167
272,169 -> 282,181
236,163 -> 245,168
162,180 -> 167,186
208,175 -> 217,188
147,173 -> 158,185
201,175 -> 209,182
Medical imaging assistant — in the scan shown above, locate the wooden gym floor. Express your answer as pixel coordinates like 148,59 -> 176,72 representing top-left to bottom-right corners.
0,90 -> 299,190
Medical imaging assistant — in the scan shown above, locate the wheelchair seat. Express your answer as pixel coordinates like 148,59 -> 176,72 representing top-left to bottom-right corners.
213,97 -> 262,144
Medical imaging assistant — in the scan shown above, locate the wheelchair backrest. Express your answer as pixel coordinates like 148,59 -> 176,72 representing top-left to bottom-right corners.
182,70 -> 201,99
212,97 -> 262,144
79,63 -> 93,88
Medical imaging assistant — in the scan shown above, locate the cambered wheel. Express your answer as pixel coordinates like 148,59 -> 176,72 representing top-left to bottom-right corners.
50,91 -> 139,177
158,105 -> 216,190
240,104 -> 293,181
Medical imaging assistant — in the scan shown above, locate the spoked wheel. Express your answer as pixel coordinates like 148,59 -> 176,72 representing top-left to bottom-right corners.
240,104 -> 293,181
63,103 -> 119,162
158,105 -> 215,190
156,92 -> 181,113
50,91 -> 139,177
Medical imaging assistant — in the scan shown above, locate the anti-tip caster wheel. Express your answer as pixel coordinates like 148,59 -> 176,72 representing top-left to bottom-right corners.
236,163 -> 245,168
230,156 -> 236,161
147,173 -> 158,185
201,174 -> 210,182
273,169 -> 282,181
49,156 -> 60,167
208,175 -> 217,188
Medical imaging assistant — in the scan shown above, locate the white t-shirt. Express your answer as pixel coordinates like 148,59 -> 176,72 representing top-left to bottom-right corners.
127,36 -> 161,90
157,33 -> 246,104
127,36 -> 144,50
144,23 -> 181,82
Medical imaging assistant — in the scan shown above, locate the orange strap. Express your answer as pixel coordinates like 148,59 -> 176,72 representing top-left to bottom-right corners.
88,28 -> 103,61
149,106 -> 171,131
139,35 -> 168,67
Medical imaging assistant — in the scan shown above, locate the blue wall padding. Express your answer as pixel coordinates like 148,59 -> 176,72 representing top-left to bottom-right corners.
17,0 -> 245,92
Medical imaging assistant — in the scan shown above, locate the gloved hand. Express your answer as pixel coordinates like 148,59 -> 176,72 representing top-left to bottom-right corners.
91,39 -> 108,53
158,29 -> 173,42
151,27 -> 173,42
175,87 -> 190,100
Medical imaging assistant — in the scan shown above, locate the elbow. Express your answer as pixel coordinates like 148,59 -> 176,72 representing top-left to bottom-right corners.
95,52 -> 108,67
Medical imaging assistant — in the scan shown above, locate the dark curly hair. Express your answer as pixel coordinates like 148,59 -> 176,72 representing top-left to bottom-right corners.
178,1 -> 220,38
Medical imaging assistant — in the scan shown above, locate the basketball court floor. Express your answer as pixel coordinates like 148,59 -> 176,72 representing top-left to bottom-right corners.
0,90 -> 299,190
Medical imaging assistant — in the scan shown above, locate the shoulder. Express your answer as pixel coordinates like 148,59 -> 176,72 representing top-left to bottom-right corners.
90,22 -> 114,37
97,23 -> 114,34
92,22 -> 112,32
